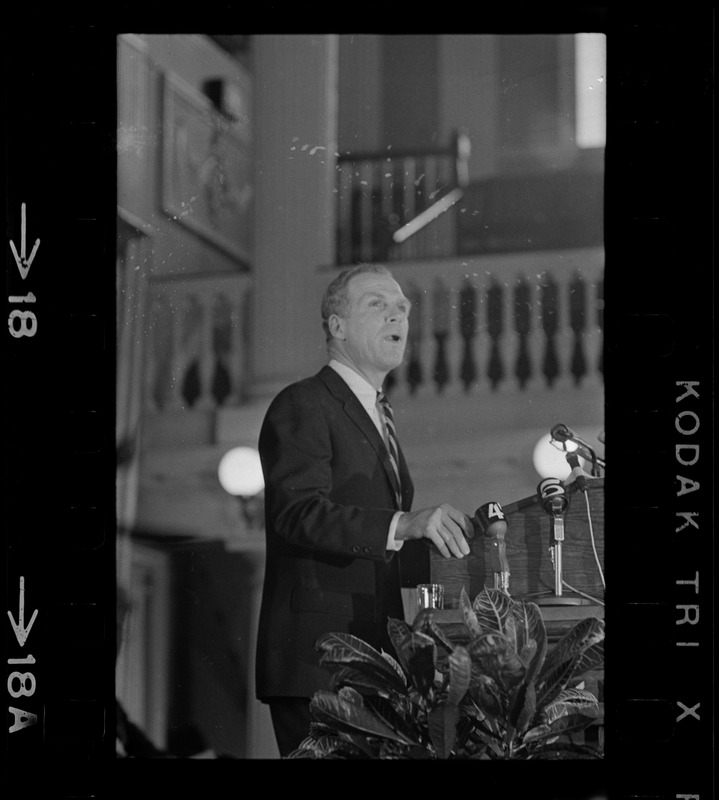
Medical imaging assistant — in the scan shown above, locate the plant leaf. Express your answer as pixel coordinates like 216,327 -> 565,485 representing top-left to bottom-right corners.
572,639 -> 605,677
447,646 -> 472,706
317,631 -> 407,693
508,680 -> 536,734
329,665 -> 400,698
468,672 -> 505,718
538,617 -> 604,685
387,617 -> 415,672
428,703 -> 459,759
542,689 -> 598,726
363,694 -> 422,743
338,686 -> 365,706
413,608 -> 456,653
512,600 -> 547,682
459,587 -> 483,639
472,587 -> 514,634
523,711 -> 598,747
468,631 -> 526,692
536,655 -> 580,710
309,690 -> 414,745
380,650 -> 408,687
401,632 -> 438,696
536,617 -> 604,707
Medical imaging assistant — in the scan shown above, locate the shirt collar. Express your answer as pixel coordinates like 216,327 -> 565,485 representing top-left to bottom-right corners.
328,359 -> 380,410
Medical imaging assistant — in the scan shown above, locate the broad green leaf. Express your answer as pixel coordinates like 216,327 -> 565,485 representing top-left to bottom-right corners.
413,608 -> 456,653
310,691 -> 414,744
380,650 -> 408,687
364,694 -> 422,743
400,632 -> 437,696
329,665 -> 402,699
338,686 -> 365,706
288,730 -> 361,759
468,631 -> 526,692
317,631 -> 407,692
468,672 -> 504,718
536,655 -> 580,710
472,587 -> 514,634
572,639 -> 605,677
513,600 -> 547,682
508,680 -> 537,734
428,704 -> 459,759
542,689 -> 598,726
459,587 -> 482,639
447,646 -> 472,706
387,617 -> 415,672
523,711 -> 597,747
538,617 -> 604,686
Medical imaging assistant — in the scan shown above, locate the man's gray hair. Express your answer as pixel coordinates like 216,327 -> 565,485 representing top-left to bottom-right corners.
320,263 -> 393,340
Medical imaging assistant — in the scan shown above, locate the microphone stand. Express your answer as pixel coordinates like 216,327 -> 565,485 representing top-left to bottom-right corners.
532,478 -> 590,607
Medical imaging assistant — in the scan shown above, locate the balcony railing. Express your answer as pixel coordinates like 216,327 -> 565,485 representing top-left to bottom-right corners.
145,272 -> 252,413
336,131 -> 470,265
385,247 -> 604,397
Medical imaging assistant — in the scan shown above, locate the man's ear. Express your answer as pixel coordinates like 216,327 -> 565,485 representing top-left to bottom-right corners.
328,314 -> 345,340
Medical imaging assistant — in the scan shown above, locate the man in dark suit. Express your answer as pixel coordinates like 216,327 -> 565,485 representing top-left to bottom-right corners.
255,264 -> 472,756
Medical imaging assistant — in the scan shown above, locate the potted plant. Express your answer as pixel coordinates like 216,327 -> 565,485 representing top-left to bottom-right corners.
288,587 -> 604,759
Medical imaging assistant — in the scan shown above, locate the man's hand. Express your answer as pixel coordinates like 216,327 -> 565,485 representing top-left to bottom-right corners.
395,504 -> 473,558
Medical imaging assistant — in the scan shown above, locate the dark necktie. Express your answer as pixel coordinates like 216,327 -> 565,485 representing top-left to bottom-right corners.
377,391 -> 403,509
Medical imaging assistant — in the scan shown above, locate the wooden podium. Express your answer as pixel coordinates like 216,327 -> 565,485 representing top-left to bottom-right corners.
431,478 -> 605,637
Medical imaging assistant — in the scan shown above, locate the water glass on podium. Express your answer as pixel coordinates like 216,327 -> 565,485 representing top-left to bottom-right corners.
416,583 -> 445,610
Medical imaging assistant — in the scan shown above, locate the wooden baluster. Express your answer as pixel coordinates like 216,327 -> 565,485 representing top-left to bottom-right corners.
405,280 -> 424,395
194,290 -> 216,410
458,277 -> 478,392
432,277 -> 451,394
210,293 -> 233,407
180,294 -> 203,408
540,272 -> 560,388
513,275 -> 532,390
166,289 -> 186,410
486,276 -> 505,391
226,290 -> 245,405
569,271 -> 588,386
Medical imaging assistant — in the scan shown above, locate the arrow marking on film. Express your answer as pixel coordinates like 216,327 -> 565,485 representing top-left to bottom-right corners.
9,203 -> 41,280
7,576 -> 39,647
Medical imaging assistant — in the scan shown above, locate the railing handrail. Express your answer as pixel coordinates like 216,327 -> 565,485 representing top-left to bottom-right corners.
336,129 -> 469,165
335,130 -> 471,265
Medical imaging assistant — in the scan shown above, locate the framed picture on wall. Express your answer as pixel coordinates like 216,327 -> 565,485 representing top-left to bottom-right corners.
161,72 -> 252,264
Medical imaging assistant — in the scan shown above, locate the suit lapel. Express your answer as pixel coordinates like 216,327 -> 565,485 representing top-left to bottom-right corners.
317,366 -> 406,509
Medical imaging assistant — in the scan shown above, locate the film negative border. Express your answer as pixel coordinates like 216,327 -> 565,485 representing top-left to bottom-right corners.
3,25 -> 117,795
2,9 -> 715,799
603,10 -> 715,800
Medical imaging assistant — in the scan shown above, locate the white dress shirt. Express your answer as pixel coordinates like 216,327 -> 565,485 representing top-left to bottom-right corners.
328,359 -> 404,551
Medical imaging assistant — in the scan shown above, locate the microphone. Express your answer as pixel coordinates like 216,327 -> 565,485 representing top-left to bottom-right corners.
537,478 -> 569,543
474,501 -> 510,593
565,452 -> 588,493
550,423 -> 605,473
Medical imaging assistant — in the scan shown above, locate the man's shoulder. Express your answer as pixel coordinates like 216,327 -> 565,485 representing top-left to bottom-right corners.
268,367 -> 341,408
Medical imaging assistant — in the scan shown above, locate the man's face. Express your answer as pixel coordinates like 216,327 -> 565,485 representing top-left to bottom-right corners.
332,272 -> 410,383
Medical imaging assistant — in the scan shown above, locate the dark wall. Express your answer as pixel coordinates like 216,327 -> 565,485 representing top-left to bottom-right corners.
381,35 -> 440,149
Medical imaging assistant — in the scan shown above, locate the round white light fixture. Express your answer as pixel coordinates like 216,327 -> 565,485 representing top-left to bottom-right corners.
532,433 -> 587,480
218,446 -> 264,497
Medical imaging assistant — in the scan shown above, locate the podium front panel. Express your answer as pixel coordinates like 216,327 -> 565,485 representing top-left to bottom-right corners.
432,479 -> 605,607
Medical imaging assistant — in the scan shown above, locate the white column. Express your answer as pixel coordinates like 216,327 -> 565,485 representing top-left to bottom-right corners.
251,34 -> 339,396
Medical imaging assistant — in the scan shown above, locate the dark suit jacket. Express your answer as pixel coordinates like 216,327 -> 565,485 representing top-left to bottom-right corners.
255,365 -> 426,699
